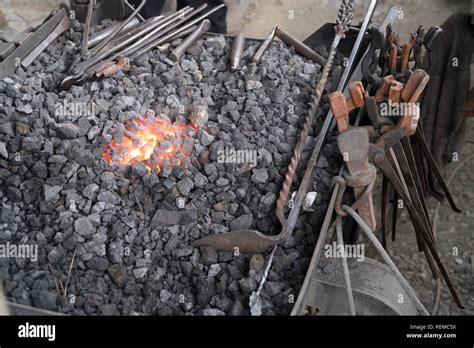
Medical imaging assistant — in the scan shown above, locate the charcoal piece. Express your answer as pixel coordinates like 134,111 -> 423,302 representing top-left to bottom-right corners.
87,257 -> 109,271
0,122 -> 15,137
251,168 -> 268,184
177,177 -> 194,197
56,123 -> 79,139
150,209 -> 198,228
199,130 -> 214,147
0,141 -> 8,159
193,172 -> 208,188
97,191 -> 121,205
229,213 -> 253,231
33,290 -> 57,311
74,217 -> 95,236
43,184 -> 63,202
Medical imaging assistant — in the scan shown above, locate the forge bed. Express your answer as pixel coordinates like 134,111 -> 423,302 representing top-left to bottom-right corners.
0,22 -> 344,315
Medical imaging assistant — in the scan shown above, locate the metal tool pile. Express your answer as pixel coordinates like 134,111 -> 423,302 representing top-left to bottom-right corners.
290,6 -> 464,315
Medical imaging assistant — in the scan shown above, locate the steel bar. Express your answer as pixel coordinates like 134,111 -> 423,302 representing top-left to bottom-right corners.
124,0 -> 145,22
81,0 -> 95,58
252,24 -> 277,64
336,216 -> 356,315
131,3 -> 226,60
60,6 -> 194,89
22,13 -> 71,67
87,18 -> 140,48
169,19 -> 211,61
275,26 -> 326,66
93,16 -> 165,55
230,32 -> 245,71
0,8 -> 68,79
90,0 -> 146,56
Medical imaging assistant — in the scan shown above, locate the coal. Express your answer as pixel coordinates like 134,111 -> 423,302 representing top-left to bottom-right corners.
150,209 -> 198,228
0,22 -> 343,317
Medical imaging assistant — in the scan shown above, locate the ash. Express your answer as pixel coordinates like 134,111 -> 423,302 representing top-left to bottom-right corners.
0,20 -> 344,315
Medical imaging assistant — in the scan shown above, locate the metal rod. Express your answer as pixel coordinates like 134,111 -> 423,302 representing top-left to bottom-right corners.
275,26 -> 326,66
90,0 -> 147,56
87,18 -> 140,48
131,3 -> 226,60
81,0 -> 95,58
169,19 -> 211,61
230,32 -> 245,71
252,24 -> 277,64
336,216 -> 356,315
124,0 -> 145,22
94,16 -> 164,55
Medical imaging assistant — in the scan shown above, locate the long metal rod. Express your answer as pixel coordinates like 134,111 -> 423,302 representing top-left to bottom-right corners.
336,216 -> 356,315
90,0 -> 147,56
131,3 -> 226,59
87,18 -> 140,48
81,0 -> 95,58
169,19 -> 211,61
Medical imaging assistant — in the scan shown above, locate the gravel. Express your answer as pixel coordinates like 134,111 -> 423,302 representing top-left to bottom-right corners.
0,21 -> 343,316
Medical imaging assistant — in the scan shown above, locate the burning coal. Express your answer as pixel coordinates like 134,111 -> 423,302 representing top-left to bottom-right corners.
102,114 -> 197,174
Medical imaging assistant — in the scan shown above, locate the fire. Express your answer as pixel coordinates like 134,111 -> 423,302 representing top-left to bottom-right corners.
102,115 -> 197,174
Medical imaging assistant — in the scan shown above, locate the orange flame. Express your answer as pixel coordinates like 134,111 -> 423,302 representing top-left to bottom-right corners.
103,116 -> 196,174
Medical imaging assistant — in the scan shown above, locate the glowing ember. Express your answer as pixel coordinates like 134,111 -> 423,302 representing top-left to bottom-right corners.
102,115 -> 197,174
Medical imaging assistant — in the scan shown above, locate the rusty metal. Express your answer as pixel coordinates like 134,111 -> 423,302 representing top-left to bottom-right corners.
388,80 -> 403,103
389,43 -> 398,74
329,81 -> 365,133
169,19 -> 211,62
95,55 -> 128,77
252,24 -> 278,64
400,32 -> 417,72
401,69 -> 430,104
275,26 -> 326,66
337,127 -> 377,230
375,75 -> 394,102
274,0 -> 354,228
230,32 -> 245,71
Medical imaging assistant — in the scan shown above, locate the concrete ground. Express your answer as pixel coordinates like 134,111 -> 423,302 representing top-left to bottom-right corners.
0,0 -> 472,315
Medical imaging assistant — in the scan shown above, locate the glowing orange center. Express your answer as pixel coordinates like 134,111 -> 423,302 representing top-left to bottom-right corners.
102,116 -> 196,173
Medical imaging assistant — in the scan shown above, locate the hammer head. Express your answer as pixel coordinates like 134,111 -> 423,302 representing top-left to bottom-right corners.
337,127 -> 370,176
